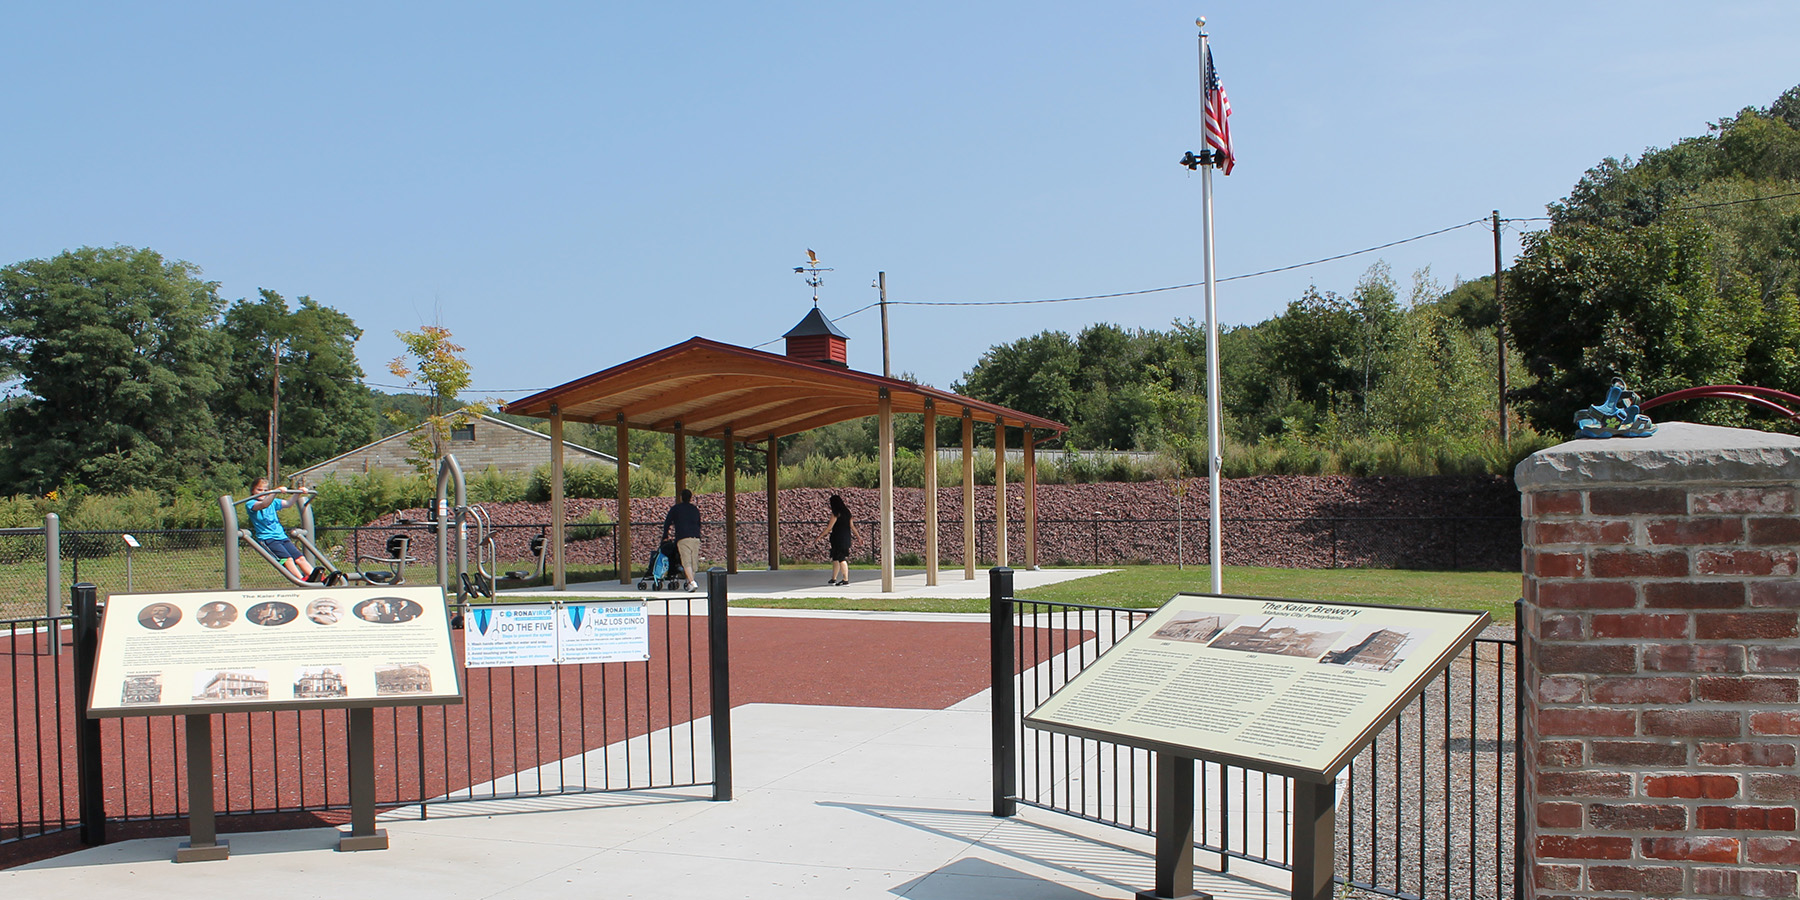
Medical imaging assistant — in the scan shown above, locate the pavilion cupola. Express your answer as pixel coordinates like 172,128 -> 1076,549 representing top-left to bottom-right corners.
782,307 -> 850,367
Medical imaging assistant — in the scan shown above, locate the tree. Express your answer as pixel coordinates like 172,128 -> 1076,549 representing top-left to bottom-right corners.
1507,219 -> 1762,430
1507,84 -> 1800,433
0,246 -> 227,493
218,289 -> 376,475
386,325 -> 484,474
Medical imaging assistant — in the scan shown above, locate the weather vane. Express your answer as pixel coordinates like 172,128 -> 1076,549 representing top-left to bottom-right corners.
793,249 -> 833,306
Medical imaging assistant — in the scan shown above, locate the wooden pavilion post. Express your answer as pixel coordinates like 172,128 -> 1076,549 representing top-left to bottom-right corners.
994,416 -> 1008,567
923,400 -> 938,586
673,423 -> 687,498
550,406 -> 566,590
766,437 -> 780,570
724,428 -> 737,573
616,417 -> 632,586
878,389 -> 895,592
1024,429 -> 1037,570
962,410 -> 976,579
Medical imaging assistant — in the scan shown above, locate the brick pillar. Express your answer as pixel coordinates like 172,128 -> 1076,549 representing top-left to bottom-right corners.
1518,423 -> 1800,899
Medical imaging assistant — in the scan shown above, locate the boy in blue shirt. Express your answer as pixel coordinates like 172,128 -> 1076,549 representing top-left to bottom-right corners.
246,476 -> 315,582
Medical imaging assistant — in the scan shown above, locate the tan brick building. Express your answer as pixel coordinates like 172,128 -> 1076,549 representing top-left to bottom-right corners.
289,414 -> 620,480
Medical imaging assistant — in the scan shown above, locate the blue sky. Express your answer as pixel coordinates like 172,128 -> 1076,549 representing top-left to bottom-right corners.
6,2 -> 1799,396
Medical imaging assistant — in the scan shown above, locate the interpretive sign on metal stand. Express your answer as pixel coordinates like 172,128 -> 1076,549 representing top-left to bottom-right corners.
1025,594 -> 1488,900
86,585 -> 463,860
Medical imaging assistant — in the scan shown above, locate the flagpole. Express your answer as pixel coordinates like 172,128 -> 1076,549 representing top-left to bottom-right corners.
1198,23 -> 1224,595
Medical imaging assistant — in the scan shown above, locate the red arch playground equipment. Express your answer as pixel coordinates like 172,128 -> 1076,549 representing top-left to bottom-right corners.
1640,384 -> 1800,425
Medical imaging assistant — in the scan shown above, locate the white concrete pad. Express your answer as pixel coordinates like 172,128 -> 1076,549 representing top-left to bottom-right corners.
3,700 -> 1284,900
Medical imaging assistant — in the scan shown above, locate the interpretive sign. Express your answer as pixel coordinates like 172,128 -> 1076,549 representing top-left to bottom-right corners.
463,601 -> 651,669
1025,594 -> 1488,781
88,585 -> 462,717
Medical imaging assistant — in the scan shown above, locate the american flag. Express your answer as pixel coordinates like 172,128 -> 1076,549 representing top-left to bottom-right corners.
1203,47 -> 1234,175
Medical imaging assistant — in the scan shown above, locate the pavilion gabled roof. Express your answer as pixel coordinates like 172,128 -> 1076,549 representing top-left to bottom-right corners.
502,336 -> 1066,442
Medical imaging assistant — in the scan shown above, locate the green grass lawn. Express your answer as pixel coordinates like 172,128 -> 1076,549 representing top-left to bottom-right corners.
3,548 -> 1519,625
728,565 -> 1522,622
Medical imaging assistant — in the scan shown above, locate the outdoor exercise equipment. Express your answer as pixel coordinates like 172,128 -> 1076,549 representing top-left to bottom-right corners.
503,532 -> 548,583
220,488 -> 413,588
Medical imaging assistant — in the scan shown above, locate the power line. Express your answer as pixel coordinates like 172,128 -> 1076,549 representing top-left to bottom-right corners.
864,217 -> 1490,310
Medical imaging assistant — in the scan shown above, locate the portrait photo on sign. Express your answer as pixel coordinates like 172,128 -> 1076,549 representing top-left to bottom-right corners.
293,665 -> 348,699
306,597 -> 342,625
193,669 -> 270,701
1319,624 -> 1434,672
196,601 -> 238,629
355,597 -> 424,624
1207,615 -> 1345,660
374,662 -> 432,695
1152,612 -> 1238,644
137,603 -> 181,630
248,600 -> 298,626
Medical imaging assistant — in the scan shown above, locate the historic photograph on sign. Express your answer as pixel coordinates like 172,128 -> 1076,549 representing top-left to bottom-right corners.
1152,612 -> 1237,644
354,597 -> 424,623
1208,615 -> 1345,659
293,665 -> 348,699
122,674 -> 163,705
1319,625 -> 1433,672
374,663 -> 433,695
137,603 -> 180,630
194,669 -> 271,702
306,597 -> 343,625
196,601 -> 238,629
248,600 -> 299,626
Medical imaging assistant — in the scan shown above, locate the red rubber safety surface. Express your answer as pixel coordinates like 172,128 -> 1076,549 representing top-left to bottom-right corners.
1,616 -> 1044,867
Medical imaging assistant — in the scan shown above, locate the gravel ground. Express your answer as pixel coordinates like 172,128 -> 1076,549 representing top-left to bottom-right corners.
1011,616 -> 1520,900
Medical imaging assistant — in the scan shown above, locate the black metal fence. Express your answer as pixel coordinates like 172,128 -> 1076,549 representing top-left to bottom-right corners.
990,579 -> 1522,900
1,577 -> 732,863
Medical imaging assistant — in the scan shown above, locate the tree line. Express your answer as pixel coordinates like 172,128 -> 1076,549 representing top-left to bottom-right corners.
958,84 -> 1800,470
4,84 -> 1798,498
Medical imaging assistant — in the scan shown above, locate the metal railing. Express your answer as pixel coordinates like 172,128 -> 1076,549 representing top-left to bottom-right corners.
989,574 -> 1522,900
1,573 -> 733,864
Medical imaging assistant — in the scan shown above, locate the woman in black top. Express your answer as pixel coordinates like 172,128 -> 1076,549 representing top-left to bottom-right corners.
818,494 -> 853,586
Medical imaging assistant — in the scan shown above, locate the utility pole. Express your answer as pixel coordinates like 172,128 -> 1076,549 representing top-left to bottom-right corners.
877,271 -> 891,378
268,341 -> 282,483
1493,210 -> 1509,446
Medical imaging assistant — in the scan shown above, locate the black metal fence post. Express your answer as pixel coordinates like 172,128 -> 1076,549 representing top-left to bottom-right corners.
990,566 -> 1016,817
707,567 -> 733,801
71,582 -> 105,845
1513,597 -> 1525,900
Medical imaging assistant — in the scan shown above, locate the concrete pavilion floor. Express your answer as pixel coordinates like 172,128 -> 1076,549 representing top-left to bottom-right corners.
5,690 -> 1289,900
505,565 -> 1120,603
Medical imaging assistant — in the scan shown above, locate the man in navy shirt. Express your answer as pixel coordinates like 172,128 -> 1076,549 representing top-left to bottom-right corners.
661,489 -> 702,592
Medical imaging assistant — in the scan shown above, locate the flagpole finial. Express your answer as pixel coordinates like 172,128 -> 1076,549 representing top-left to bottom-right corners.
1195,16 -> 1205,28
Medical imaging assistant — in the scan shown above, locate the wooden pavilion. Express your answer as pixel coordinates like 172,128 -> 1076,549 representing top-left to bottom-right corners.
501,315 -> 1067,592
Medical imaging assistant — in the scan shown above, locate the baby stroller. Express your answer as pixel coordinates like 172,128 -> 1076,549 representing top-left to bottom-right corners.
636,539 -> 683,591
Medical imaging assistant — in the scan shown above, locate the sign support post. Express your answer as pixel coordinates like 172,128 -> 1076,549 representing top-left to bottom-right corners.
1291,777 -> 1336,900
1137,752 -> 1209,900
175,715 -> 229,862
340,706 -> 388,850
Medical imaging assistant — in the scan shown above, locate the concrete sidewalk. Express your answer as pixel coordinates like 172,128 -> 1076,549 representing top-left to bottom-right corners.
6,696 -> 1287,899
504,566 -> 1118,602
